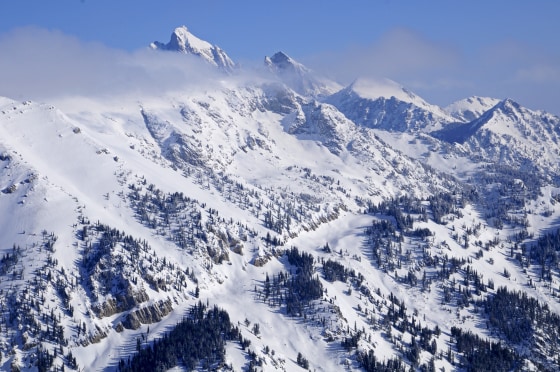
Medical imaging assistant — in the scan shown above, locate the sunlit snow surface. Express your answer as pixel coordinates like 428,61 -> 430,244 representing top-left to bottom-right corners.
0,47 -> 560,371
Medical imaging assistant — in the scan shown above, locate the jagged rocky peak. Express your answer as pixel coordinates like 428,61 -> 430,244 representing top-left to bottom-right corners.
476,97 -> 532,125
495,98 -> 523,115
151,25 -> 235,71
265,51 -> 309,74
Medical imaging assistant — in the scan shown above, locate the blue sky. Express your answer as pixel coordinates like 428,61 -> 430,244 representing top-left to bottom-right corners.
1,0 -> 559,114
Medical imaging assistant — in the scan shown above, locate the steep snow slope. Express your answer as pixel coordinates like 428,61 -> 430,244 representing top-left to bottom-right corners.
445,96 -> 501,122
0,81 -> 466,371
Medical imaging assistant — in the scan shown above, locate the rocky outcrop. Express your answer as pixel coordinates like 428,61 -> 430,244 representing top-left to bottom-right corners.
122,298 -> 174,330
94,287 -> 149,318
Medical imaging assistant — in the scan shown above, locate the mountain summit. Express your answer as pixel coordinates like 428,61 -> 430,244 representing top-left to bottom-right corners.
151,26 -> 235,71
264,51 -> 341,97
265,51 -> 309,75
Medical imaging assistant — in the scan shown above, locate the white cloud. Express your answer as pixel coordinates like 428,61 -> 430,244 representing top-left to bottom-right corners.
0,27 -> 223,101
0,27 -> 558,116
515,64 -> 560,84
304,28 -> 460,83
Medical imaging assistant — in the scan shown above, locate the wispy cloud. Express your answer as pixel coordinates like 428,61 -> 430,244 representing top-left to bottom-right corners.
0,27 -> 558,116
0,27 -> 222,101
514,64 -> 560,84
305,28 -> 459,83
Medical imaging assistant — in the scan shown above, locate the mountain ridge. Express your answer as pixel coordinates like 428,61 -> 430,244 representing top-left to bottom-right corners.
326,78 -> 457,133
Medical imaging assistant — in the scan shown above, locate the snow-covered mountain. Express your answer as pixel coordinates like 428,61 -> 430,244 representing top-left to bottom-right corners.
264,51 -> 341,98
433,98 -> 560,175
151,26 -> 235,71
327,78 -> 456,132
2,26 -> 560,372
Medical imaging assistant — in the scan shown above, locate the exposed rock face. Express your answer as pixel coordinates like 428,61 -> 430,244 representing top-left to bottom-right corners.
94,287 -> 149,318
253,255 -> 271,267
81,325 -> 108,347
123,298 -> 174,330
89,325 -> 108,344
